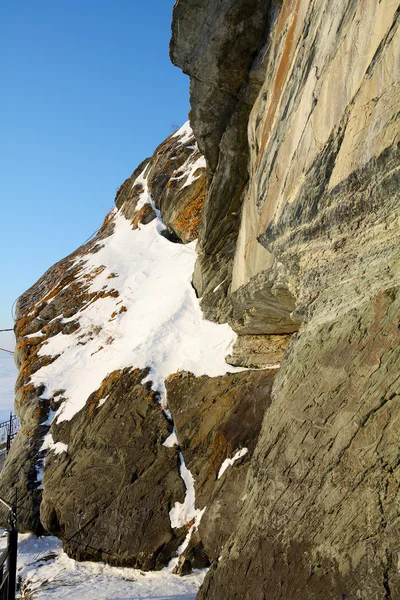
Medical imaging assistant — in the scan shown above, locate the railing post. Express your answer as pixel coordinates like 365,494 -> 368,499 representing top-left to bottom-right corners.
6,502 -> 17,600
6,530 -> 17,600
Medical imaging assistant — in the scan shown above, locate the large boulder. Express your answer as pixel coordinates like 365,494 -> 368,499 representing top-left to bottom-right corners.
193,0 -> 400,597
40,368 -> 186,569
165,368 -> 277,563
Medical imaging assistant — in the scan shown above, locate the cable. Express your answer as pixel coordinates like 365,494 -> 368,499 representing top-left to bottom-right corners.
0,348 -> 13,355
0,329 -> 13,333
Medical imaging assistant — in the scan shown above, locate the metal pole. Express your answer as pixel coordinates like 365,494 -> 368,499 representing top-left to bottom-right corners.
6,529 -> 17,600
5,415 -> 11,455
6,502 -> 17,600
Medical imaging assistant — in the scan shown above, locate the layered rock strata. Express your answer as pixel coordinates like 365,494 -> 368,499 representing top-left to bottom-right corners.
0,126 -> 207,551
170,0 -> 400,598
4,0 -> 399,597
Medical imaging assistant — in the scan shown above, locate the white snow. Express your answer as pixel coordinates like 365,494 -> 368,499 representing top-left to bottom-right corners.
217,447 -> 249,479
29,204 -> 238,424
169,453 -> 205,531
168,452 -> 206,566
172,121 -> 193,145
41,432 -> 68,455
163,431 -> 178,448
181,155 -> 206,189
132,166 -> 153,211
1,533 -> 206,600
171,153 -> 206,189
213,281 -> 224,293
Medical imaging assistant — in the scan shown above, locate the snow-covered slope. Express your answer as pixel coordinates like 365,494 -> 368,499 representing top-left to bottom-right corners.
2,532 -> 205,600
30,205 -> 237,428
1,123 -> 247,578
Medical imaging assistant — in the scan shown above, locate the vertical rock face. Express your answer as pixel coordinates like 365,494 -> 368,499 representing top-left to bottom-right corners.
170,0 -> 275,323
0,125 -> 207,553
165,369 -> 277,562
40,368 -> 186,569
5,0 -> 399,596
171,0 -> 400,598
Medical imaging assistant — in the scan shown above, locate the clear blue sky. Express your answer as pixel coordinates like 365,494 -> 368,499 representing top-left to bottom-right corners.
0,0 -> 190,350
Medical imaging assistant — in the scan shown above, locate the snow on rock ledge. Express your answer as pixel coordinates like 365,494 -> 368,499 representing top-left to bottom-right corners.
0,123 -> 238,571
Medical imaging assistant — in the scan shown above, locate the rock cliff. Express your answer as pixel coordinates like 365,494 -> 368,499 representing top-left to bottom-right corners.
172,0 -> 400,598
3,0 -> 400,598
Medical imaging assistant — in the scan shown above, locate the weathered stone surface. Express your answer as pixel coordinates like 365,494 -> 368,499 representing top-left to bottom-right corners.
226,333 -> 291,369
171,0 -> 274,322
0,216 -> 116,534
147,129 -> 206,243
117,128 -> 206,242
172,530 -> 209,576
199,287 -> 400,600
166,369 -> 277,562
195,1 -> 400,598
0,122 -> 206,540
229,268 -> 300,335
40,368 -> 186,569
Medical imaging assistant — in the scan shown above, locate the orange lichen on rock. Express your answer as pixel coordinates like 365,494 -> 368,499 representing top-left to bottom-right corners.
85,368 -> 135,416
131,204 -> 156,230
172,187 -> 205,242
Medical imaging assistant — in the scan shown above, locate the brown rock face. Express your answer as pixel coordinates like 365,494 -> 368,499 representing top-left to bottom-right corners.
0,215 -> 116,533
166,369 -> 277,563
116,127 -> 206,243
226,334 -> 291,369
40,368 -> 186,569
1,123 -> 206,538
147,130 -> 206,243
171,0 -> 274,322
184,0 -> 400,598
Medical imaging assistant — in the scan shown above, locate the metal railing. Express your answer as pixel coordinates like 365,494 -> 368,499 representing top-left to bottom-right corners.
0,499 -> 17,600
0,416 -> 20,456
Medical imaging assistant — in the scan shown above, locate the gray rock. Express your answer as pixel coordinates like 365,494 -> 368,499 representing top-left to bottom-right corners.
41,368 -> 186,569
226,333 -> 291,369
171,0 -> 273,323
166,369 -> 277,562
196,1 -> 400,596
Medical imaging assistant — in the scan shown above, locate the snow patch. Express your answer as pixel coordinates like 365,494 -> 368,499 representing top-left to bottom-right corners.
169,453 -> 205,531
163,431 -> 178,448
171,153 -> 206,189
41,433 -> 68,455
172,121 -> 194,145
8,533 -> 206,600
132,166 -> 153,211
30,204 -> 238,423
217,448 -> 248,479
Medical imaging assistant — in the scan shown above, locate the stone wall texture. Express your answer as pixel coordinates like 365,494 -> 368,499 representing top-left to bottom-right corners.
172,0 -> 400,597
3,0 -> 400,597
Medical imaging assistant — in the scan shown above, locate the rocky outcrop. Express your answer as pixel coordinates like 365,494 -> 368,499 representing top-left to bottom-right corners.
40,368 -> 186,569
171,0 -> 400,598
116,125 -> 206,242
5,0 -> 399,597
0,124 -> 207,544
170,0 -> 275,323
166,368 -> 277,564
226,334 -> 291,369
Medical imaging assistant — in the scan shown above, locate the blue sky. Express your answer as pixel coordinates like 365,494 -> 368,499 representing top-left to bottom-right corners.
0,0 -> 190,350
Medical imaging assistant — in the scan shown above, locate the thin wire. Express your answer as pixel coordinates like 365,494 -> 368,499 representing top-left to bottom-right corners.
0,348 -> 13,355
0,329 -> 13,333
